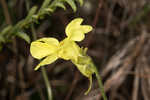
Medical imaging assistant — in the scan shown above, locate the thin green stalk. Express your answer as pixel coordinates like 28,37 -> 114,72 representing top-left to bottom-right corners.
31,23 -> 53,100
92,63 -> 107,100
31,24 -> 53,100
31,24 -> 37,40
41,67 -> 53,100
26,1 -> 53,99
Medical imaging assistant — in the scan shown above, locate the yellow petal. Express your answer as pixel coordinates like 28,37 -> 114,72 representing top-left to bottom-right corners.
30,38 -> 59,59
66,18 -> 83,35
81,25 -> 93,34
65,18 -> 93,41
36,38 -> 59,45
34,53 -> 58,70
67,30 -> 85,41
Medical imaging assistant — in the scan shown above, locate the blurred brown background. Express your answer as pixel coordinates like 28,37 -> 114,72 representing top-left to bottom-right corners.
0,0 -> 150,100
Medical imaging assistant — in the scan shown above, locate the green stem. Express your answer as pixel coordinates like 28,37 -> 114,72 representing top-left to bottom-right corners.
92,64 -> 107,100
41,67 -> 53,100
31,24 -> 37,40
25,0 -> 54,99
26,1 -> 53,98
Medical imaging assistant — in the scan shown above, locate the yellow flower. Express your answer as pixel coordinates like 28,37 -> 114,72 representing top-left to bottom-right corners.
30,18 -> 93,70
30,18 -> 94,94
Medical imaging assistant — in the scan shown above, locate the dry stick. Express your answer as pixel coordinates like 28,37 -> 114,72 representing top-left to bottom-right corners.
97,32 -> 147,100
0,0 -> 18,100
64,71 -> 80,100
141,63 -> 150,100
138,38 -> 150,100
18,57 -> 26,93
0,0 -> 12,25
35,84 -> 46,100
132,61 -> 140,100
86,0 -> 103,47
132,45 -> 149,100
104,2 -> 116,34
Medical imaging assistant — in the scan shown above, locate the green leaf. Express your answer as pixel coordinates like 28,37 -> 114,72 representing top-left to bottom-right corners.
38,0 -> 51,16
16,32 -> 31,43
40,0 -> 51,11
44,8 -> 54,14
63,0 -> 77,12
13,6 -> 38,31
24,6 -> 38,25
0,25 -> 12,35
13,20 -> 25,31
26,6 -> 38,20
54,2 -> 66,10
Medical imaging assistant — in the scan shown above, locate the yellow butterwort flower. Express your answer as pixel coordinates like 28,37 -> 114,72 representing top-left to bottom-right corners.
30,18 -> 92,70
30,18 -> 94,94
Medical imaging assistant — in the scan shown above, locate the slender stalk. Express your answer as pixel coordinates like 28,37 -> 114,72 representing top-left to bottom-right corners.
30,12 -> 53,100
92,63 -> 107,100
31,22 -> 53,100
31,24 -> 37,40
31,23 -> 53,100
41,67 -> 53,100
95,71 -> 107,100
26,1 -> 53,98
